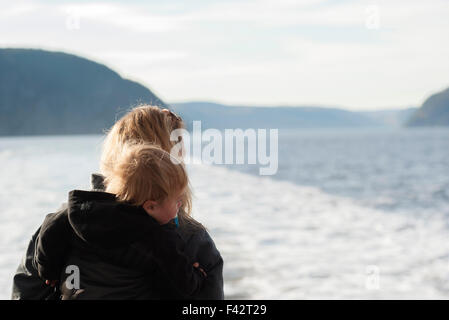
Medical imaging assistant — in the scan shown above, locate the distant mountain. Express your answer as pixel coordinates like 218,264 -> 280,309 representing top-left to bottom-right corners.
0,48 -> 165,136
1,48 -> 432,136
407,87 -> 449,126
170,102 -> 385,130
360,107 -> 418,127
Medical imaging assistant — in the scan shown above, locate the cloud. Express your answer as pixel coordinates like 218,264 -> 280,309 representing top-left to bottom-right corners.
58,3 -> 183,33
0,3 -> 38,18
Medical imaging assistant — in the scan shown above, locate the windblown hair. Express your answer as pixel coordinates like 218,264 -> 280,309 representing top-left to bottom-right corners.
105,142 -> 190,208
101,105 -> 183,177
100,105 -> 202,230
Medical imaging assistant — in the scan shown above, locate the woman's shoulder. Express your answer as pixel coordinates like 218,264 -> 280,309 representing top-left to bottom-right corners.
177,217 -> 222,265
177,217 -> 208,240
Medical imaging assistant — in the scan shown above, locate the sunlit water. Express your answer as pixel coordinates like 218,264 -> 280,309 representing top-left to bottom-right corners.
1,128 -> 449,299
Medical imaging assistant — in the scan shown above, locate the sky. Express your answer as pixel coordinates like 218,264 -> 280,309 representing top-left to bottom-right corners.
1,0 -> 449,111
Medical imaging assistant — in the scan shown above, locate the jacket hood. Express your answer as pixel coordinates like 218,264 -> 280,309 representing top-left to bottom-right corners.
67,174 -> 161,249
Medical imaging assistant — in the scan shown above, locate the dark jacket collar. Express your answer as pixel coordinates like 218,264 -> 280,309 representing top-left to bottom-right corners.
91,173 -> 106,191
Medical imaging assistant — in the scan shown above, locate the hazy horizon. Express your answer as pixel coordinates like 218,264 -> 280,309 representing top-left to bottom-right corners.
169,99 -> 419,112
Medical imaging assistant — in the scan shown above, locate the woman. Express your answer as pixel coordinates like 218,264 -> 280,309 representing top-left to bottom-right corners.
11,105 -> 224,300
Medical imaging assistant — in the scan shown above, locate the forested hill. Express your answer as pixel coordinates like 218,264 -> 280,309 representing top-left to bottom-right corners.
407,87 -> 449,126
0,48 -> 165,135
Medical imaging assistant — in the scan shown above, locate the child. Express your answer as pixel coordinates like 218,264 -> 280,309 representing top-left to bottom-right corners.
102,141 -> 206,278
35,142 -> 207,298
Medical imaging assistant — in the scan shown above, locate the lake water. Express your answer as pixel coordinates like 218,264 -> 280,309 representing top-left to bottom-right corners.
228,127 -> 449,217
1,127 -> 449,299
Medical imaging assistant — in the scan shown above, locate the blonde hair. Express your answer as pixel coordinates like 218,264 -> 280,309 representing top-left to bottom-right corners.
105,142 -> 190,209
100,105 -> 202,230
101,105 -> 183,177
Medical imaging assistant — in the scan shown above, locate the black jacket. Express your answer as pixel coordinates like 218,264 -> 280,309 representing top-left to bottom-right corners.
11,174 -> 224,300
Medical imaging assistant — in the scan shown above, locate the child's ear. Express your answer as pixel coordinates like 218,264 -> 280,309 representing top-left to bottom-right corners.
142,200 -> 158,215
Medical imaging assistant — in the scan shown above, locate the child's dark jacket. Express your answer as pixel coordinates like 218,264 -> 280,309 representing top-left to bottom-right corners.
11,174 -> 224,300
